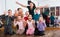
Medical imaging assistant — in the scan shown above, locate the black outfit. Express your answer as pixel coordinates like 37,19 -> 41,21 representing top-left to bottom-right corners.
34,22 -> 40,35
27,6 -> 36,19
38,31 -> 45,36
24,24 -> 28,35
1,15 -> 14,35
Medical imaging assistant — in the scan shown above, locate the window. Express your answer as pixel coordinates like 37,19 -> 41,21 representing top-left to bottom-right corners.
56,7 -> 59,16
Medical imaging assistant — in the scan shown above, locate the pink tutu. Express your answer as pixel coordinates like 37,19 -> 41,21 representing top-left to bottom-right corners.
26,28 -> 35,35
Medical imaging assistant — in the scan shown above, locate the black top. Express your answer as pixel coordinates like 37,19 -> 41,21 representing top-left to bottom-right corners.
1,15 -> 14,25
27,6 -> 36,17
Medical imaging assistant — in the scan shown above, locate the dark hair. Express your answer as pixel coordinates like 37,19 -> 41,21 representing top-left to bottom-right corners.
28,1 -> 31,5
45,8 -> 49,12
17,8 -> 22,11
29,2 -> 36,8
35,8 -> 39,10
8,9 -> 12,11
32,2 -> 36,8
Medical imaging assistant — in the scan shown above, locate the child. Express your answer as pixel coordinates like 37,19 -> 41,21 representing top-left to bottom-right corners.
3,9 -> 14,35
17,8 -> 24,18
54,17 -> 59,27
50,13 -> 55,27
26,15 -> 35,35
33,8 -> 40,22
33,8 -> 40,35
14,16 -> 25,35
24,11 -> 29,21
23,11 -> 29,34
46,15 -> 50,27
37,16 -> 46,36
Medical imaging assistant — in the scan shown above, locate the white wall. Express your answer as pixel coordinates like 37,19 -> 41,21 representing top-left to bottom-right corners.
38,0 -> 60,7
0,0 -> 5,15
0,0 -> 60,15
6,0 -> 28,14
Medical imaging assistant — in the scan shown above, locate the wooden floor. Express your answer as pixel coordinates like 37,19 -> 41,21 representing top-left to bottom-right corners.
0,27 -> 60,37
0,27 -> 60,31
0,30 -> 60,37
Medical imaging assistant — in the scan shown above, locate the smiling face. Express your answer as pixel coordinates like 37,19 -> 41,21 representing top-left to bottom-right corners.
17,16 -> 22,21
35,8 -> 40,14
25,11 -> 29,16
30,2 -> 34,8
28,15 -> 32,21
18,9 -> 23,13
39,16 -> 43,22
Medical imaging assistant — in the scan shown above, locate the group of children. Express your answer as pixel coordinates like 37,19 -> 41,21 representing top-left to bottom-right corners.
0,1 -> 60,36
0,8 -> 46,36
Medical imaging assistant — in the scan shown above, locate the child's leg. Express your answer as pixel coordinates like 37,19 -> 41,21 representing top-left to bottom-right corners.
19,29 -> 25,35
39,31 -> 45,36
26,28 -> 35,35
26,29 -> 29,35
4,26 -> 9,34
30,28 -> 35,35
8,26 -> 14,35
24,25 -> 28,34
16,29 -> 20,34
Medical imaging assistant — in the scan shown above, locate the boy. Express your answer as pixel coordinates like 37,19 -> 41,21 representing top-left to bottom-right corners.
2,9 -> 14,35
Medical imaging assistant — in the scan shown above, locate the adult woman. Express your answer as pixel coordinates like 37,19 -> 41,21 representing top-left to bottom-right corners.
16,1 -> 47,19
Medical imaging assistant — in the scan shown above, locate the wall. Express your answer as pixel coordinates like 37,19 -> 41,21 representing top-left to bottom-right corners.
0,0 -> 60,15
0,0 -> 5,15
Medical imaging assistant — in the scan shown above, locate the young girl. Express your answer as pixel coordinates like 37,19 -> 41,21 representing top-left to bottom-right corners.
14,16 -> 25,35
24,11 -> 29,21
17,8 -> 24,18
37,16 -> 46,36
26,15 -> 35,35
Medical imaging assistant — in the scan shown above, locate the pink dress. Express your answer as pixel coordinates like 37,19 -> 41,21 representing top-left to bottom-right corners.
14,20 -> 25,34
26,20 -> 35,35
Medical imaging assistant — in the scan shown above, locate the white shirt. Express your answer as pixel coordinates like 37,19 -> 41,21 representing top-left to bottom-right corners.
27,20 -> 34,29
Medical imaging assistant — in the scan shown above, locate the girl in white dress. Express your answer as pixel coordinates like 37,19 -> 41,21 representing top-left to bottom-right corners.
14,16 -> 25,35
26,15 -> 35,35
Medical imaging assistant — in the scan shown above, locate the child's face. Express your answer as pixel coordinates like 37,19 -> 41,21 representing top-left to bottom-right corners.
25,11 -> 29,16
28,15 -> 32,20
39,17 -> 43,22
8,10 -> 12,16
35,9 -> 39,14
18,9 -> 23,13
14,10 -> 18,16
17,16 -> 22,20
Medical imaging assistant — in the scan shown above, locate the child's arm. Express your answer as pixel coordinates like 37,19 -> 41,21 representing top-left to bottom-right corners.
43,22 -> 46,28
37,22 -> 40,28
23,20 -> 27,27
14,19 -> 17,27
32,20 -> 35,28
